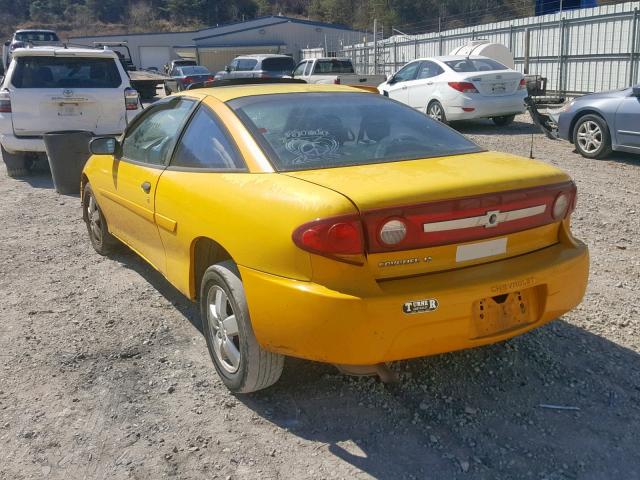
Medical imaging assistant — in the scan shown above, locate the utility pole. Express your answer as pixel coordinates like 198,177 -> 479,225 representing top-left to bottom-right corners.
373,18 -> 378,75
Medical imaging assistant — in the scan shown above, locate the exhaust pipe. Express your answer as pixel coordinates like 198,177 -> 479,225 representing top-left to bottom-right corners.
334,363 -> 399,383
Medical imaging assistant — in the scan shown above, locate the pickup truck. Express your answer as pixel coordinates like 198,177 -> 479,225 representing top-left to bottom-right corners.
291,58 -> 386,90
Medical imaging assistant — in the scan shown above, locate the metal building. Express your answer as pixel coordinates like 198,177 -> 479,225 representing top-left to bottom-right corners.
69,16 -> 367,73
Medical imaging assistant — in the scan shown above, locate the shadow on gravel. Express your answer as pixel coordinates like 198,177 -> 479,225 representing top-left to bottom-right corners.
239,320 -> 640,479
14,170 -> 55,190
453,119 -> 538,136
101,248 -> 640,478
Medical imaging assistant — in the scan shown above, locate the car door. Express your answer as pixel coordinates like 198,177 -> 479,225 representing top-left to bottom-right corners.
154,102 -> 247,296
382,61 -> 421,105
292,60 -> 307,80
408,60 -> 445,110
614,90 -> 640,149
167,67 -> 181,91
99,97 -> 196,273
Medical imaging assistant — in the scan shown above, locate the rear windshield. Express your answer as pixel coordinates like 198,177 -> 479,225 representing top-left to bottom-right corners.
179,66 -> 210,75
445,58 -> 508,72
15,31 -> 59,42
262,57 -> 295,72
314,59 -> 355,74
12,57 -> 122,89
228,93 -> 481,172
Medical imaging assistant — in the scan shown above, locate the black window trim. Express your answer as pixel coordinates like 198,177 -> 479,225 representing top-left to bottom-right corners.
166,103 -> 248,173
118,96 -> 200,170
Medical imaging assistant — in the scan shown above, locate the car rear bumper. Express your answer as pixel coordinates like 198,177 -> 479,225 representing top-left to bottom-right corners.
241,236 -> 589,365
445,93 -> 527,121
0,134 -> 46,153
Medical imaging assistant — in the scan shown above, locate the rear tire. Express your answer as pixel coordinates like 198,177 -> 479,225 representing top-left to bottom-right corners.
82,183 -> 120,255
201,261 -> 284,393
163,83 -> 171,96
1,146 -> 31,177
492,114 -> 516,126
572,114 -> 612,159
427,100 -> 447,124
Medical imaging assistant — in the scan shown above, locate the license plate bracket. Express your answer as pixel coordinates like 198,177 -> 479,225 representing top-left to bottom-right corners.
471,288 -> 538,338
58,103 -> 81,116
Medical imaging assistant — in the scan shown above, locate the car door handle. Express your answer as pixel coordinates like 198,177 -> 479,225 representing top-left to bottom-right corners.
141,181 -> 151,194
426,82 -> 434,85
401,85 -> 408,90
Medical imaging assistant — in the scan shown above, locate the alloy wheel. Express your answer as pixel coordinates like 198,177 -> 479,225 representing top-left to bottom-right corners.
428,103 -> 443,122
206,285 -> 241,374
87,195 -> 103,244
576,120 -> 602,153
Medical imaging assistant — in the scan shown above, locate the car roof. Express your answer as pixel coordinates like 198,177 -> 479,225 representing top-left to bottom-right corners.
15,29 -> 57,34
184,83 -> 367,102
11,46 -> 119,59
418,55 -> 491,62
234,54 -> 293,60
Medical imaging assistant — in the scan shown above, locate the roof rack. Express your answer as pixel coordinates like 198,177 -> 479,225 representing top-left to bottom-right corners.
186,77 -> 307,91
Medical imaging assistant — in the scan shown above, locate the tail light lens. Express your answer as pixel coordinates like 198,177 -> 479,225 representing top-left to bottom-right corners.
333,78 -> 341,84
124,87 -> 139,111
518,78 -> 527,90
183,76 -> 195,84
292,214 -> 364,264
448,81 -> 478,93
0,90 -> 11,113
363,182 -> 577,253
207,75 -> 215,82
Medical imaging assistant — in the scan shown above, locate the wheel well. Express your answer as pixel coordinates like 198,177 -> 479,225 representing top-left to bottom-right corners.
191,237 -> 233,300
568,110 -> 604,144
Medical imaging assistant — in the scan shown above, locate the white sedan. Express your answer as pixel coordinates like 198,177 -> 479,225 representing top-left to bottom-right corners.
378,55 -> 527,126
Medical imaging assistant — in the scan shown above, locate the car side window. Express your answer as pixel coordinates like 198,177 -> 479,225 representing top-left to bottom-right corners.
171,106 -> 245,170
303,61 -> 313,76
121,99 -> 194,166
393,62 -> 420,83
292,61 -> 306,77
237,59 -> 258,71
228,60 -> 238,71
170,67 -> 180,76
417,61 -> 443,79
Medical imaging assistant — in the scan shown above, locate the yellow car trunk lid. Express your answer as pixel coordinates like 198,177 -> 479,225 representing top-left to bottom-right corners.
285,151 -> 574,278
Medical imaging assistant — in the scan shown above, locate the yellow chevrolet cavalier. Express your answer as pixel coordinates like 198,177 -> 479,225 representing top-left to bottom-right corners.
81,83 -> 589,393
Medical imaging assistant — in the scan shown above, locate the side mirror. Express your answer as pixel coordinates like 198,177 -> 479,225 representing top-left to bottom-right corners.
225,66 -> 231,73
89,136 -> 118,155
632,85 -> 640,96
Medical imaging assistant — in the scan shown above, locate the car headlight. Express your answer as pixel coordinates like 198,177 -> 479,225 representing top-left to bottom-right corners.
559,100 -> 575,113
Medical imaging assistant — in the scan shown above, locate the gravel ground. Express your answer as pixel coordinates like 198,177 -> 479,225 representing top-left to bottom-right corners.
0,111 -> 639,480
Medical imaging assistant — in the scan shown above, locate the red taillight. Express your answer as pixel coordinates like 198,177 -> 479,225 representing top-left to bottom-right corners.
292,214 -> 364,264
207,76 -> 215,82
333,78 -> 341,84
124,87 -> 139,111
448,81 -> 478,93
518,78 -> 527,90
0,91 -> 12,113
183,76 -> 195,84
462,107 -> 475,112
362,182 -> 576,253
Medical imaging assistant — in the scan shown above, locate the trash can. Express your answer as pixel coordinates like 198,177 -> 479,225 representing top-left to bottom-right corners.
43,130 -> 93,195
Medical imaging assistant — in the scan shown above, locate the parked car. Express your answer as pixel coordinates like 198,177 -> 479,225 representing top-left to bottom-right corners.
164,65 -> 214,94
215,54 -> 296,80
0,46 -> 140,177
81,82 -> 588,393
2,29 -> 61,68
378,55 -> 527,126
163,58 -> 197,75
548,85 -> 640,158
291,57 -> 386,89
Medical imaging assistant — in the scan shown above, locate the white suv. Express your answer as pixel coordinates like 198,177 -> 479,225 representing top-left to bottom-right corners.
0,46 -> 140,176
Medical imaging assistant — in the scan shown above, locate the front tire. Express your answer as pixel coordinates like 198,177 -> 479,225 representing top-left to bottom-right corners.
492,114 -> 516,126
427,100 -> 447,124
201,261 -> 284,393
82,183 -> 120,255
572,114 -> 612,159
1,146 -> 31,177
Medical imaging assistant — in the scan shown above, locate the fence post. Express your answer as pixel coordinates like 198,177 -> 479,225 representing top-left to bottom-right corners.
414,38 -> 418,60
630,8 -> 639,86
558,18 -> 566,96
508,24 -> 514,52
524,27 -> 530,75
393,38 -> 398,70
438,34 -> 443,56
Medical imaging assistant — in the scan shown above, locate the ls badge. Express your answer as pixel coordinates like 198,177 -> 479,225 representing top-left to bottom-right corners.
403,298 -> 439,314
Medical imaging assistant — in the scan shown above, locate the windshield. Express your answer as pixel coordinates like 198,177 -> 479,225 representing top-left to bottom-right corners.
228,93 -> 482,172
12,57 -> 122,88
262,57 -> 295,72
445,58 -> 508,72
15,31 -> 59,42
314,60 -> 355,74
179,66 -> 209,75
